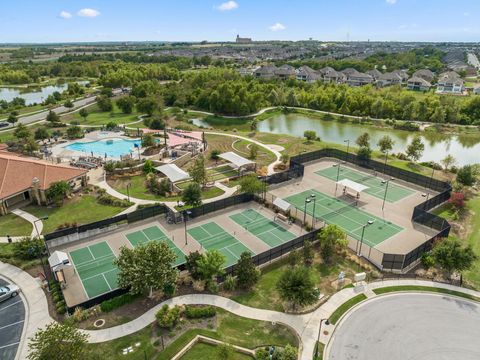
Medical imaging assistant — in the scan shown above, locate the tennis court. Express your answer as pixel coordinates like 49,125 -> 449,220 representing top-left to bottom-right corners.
69,242 -> 119,299
285,189 -> 404,247
188,222 -> 253,267
316,166 -> 415,203
230,209 -> 297,248
126,225 -> 186,267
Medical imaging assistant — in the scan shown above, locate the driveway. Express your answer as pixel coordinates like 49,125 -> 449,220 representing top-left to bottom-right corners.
0,278 -> 25,360
327,293 -> 480,360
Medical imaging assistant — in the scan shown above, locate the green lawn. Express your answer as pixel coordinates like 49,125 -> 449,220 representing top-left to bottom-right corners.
329,294 -> 368,325
372,285 -> 480,302
23,195 -> 127,234
62,104 -> 142,126
207,165 -> 239,181
180,342 -> 253,360
87,308 -> 297,360
232,139 -> 277,168
0,213 -> 32,237
109,175 -> 225,202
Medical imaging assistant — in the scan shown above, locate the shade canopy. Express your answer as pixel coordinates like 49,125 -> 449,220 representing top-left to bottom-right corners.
337,178 -> 369,193
168,133 -> 196,148
155,164 -> 190,183
273,197 -> 292,212
219,151 -> 255,168
48,251 -> 71,272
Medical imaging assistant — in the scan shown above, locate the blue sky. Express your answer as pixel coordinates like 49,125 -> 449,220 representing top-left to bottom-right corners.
1,0 -> 479,43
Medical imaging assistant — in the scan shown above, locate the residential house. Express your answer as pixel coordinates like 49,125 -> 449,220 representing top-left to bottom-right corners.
296,65 -> 322,83
275,64 -> 297,80
436,71 -> 465,94
0,152 -> 88,215
254,65 -> 277,79
391,69 -> 409,83
412,69 -> 435,83
377,72 -> 403,87
366,68 -> 382,81
341,68 -> 374,86
407,76 -> 432,91
473,87 -> 480,95
319,67 -> 346,83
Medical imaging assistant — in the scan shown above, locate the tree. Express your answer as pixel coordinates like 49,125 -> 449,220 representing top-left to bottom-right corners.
239,174 -> 263,195
13,237 -> 45,260
34,127 -> 50,141
406,136 -> 425,162
27,322 -> 89,360
304,130 -> 316,143
46,110 -> 60,123
185,250 -> 203,280
276,266 -> 319,310
250,119 -> 258,132
79,108 -> 89,121
116,96 -> 136,114
148,116 -> 165,130
441,154 -> 456,172
7,113 -> 18,126
448,192 -> 465,210
302,240 -> 314,265
432,238 -> 477,277
377,135 -> 394,154
46,181 -> 71,205
143,159 -> 155,174
24,138 -> 39,154
96,95 -> 113,112
141,134 -> 156,148
456,165 -> 477,187
280,153 -> 290,165
196,250 -> 225,286
137,96 -> 162,116
66,125 -> 83,139
249,144 -> 259,160
182,182 -> 202,207
115,241 -> 178,297
63,100 -> 74,108
318,224 -> 347,263
356,146 -> 372,161
210,149 -> 221,163
13,123 -> 32,142
235,251 -> 260,289
189,155 -> 207,186
356,132 -> 370,148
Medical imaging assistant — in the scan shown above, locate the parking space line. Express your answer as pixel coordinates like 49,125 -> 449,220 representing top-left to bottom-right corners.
0,300 -> 22,313
0,342 -> 20,350
0,320 -> 24,331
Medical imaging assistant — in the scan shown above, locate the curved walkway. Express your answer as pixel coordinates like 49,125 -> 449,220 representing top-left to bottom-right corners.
0,209 -> 43,243
3,257 -> 479,360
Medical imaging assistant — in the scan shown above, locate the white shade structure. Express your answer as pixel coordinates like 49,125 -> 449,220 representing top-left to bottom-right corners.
273,197 -> 292,212
336,178 -> 369,193
155,164 -> 190,183
48,251 -> 71,272
219,151 -> 255,169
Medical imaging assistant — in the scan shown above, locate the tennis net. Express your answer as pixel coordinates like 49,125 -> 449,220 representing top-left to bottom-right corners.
245,218 -> 272,233
317,200 -> 357,222
75,255 -> 116,272
356,170 -> 377,183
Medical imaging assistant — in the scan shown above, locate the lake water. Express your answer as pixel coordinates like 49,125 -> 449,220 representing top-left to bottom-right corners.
0,81 -> 89,105
192,113 -> 480,165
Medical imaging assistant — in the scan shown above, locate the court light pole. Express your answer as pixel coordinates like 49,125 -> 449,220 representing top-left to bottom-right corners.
34,216 -> 49,290
381,178 -> 395,211
183,210 -> 192,245
126,183 -> 131,203
315,318 -> 330,358
358,220 -> 374,256
310,194 -> 317,229
303,198 -> 312,228
334,162 -> 342,197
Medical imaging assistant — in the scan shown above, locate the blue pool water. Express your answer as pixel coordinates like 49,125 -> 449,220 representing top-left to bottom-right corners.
65,138 -> 142,158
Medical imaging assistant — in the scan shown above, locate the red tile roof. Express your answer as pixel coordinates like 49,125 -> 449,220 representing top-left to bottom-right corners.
0,153 -> 87,200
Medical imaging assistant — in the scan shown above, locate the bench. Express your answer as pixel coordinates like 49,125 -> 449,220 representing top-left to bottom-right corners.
275,213 -> 289,222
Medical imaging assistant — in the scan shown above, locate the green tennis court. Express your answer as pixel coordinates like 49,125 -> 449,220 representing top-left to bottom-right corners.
69,241 -> 119,299
126,225 -> 186,266
188,222 -> 253,267
285,189 -> 403,247
316,166 -> 415,203
230,209 -> 296,248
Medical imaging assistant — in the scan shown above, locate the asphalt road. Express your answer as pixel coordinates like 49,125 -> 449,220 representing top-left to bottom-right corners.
328,293 -> 480,360
0,278 -> 25,360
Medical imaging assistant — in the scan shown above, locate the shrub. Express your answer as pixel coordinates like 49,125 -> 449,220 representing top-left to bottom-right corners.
184,305 -> 216,319
12,237 -> 45,260
156,304 -> 181,329
100,293 -> 139,312
56,305 -> 66,314
97,194 -> 132,207
223,274 -> 236,291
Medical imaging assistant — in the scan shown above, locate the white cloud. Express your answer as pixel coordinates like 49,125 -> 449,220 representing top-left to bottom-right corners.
386,0 -> 397,4
78,8 -> 100,18
269,22 -> 286,32
216,1 -> 238,11
59,11 -> 72,19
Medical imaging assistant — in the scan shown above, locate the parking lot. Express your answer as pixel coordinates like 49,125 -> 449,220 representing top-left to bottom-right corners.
0,278 -> 25,360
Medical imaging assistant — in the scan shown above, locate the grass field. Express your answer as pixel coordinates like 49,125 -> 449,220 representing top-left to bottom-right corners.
372,285 -> 480,302
179,342 -> 253,360
23,195 -> 127,234
329,294 -> 368,324
0,213 -> 32,236
62,104 -> 142,126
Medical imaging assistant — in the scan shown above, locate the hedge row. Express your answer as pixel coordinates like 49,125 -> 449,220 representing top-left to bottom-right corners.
184,305 -> 216,319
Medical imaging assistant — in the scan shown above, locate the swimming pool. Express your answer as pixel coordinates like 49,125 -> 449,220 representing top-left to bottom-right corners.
65,138 -> 142,158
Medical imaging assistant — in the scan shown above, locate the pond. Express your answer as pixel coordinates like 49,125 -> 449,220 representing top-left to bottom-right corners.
0,81 -> 89,105
192,113 -> 480,165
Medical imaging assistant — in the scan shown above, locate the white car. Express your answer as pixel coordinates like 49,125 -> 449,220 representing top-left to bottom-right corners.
0,284 -> 20,302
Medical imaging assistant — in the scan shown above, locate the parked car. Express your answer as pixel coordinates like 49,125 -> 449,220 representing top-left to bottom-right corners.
0,284 -> 20,302
0,121 -> 9,128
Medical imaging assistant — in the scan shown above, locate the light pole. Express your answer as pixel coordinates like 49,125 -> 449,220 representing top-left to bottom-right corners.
183,210 -> 192,245
428,167 -> 435,190
381,178 -> 395,211
383,151 -> 389,174
344,139 -> 350,161
257,175 -> 267,201
315,318 -> 330,358
310,193 -> 317,229
357,220 -> 374,256
126,183 -> 131,203
334,162 -> 342,197
34,216 -> 49,290
303,198 -> 311,228
33,216 -> 48,240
